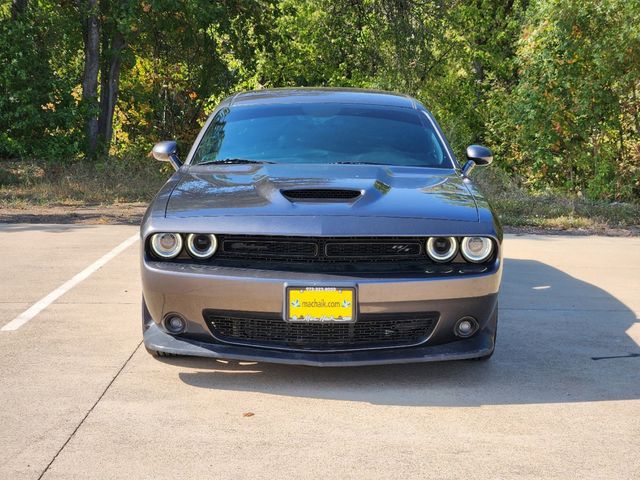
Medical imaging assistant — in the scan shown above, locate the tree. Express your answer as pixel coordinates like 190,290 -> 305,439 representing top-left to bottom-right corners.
496,0 -> 640,199
97,0 -> 130,156
0,0 -> 80,159
0,0 -> 637,201
11,0 -> 27,19
78,0 -> 100,158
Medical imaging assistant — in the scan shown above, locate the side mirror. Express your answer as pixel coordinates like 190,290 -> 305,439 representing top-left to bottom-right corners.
462,144 -> 493,177
152,140 -> 182,171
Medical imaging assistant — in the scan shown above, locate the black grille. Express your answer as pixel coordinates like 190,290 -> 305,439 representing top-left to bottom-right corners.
223,240 -> 317,258
204,310 -> 439,351
217,235 -> 425,263
282,189 -> 361,201
326,242 -> 421,258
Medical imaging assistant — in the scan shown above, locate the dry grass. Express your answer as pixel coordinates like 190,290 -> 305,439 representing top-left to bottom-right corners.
473,168 -> 640,233
0,159 -> 167,207
1,159 -> 638,233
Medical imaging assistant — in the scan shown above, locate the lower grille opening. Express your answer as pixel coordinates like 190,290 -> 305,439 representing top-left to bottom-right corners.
203,310 -> 439,352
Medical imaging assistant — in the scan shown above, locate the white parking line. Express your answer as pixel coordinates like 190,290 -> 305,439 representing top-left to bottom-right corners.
1,234 -> 139,332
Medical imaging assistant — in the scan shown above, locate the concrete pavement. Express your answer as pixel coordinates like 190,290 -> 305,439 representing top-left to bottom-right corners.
0,224 -> 638,479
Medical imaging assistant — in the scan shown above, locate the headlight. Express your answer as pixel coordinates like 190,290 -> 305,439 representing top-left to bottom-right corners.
150,233 -> 183,259
426,237 -> 458,262
461,237 -> 493,263
186,233 -> 218,259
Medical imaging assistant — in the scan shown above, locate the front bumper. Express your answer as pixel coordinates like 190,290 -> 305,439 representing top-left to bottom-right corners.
141,257 -> 502,365
143,320 -> 496,366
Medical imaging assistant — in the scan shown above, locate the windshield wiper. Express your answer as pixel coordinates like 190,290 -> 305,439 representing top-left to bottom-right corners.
198,158 -> 274,165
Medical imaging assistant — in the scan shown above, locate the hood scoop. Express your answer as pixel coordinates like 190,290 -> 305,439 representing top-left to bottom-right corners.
281,188 -> 362,202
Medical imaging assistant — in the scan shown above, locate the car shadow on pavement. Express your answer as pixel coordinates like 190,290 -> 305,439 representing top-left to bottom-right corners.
174,258 -> 640,406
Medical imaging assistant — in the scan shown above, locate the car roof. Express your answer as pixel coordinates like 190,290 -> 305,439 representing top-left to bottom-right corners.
227,88 -> 418,109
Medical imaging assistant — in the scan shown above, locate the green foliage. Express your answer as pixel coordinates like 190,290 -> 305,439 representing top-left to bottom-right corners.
0,0 -> 638,203
0,3 -> 81,159
489,0 -> 640,200
253,0 -> 527,157
112,0 -> 276,158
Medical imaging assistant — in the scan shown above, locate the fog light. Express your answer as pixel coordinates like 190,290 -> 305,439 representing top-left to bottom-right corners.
164,314 -> 186,334
455,316 -> 478,338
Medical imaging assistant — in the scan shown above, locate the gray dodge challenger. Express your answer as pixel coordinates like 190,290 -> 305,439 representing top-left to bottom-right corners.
141,88 -> 503,366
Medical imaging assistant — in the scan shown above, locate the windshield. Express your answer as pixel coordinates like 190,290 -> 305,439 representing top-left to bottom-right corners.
191,103 -> 452,168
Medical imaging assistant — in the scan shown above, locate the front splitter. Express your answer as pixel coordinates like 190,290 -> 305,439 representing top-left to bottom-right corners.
143,323 -> 494,367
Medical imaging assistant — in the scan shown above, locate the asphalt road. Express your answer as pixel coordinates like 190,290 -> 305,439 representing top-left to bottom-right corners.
1,223 -> 639,479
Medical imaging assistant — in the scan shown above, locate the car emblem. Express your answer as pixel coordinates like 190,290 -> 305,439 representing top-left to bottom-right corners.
229,242 -> 269,251
391,244 -> 412,253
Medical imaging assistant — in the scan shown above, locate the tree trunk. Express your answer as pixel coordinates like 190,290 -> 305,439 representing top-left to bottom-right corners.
80,0 -> 100,159
472,59 -> 485,83
632,83 -> 640,136
98,29 -> 125,155
11,0 -> 28,19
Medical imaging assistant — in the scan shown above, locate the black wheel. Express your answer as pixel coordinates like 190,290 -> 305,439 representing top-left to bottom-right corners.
472,306 -> 498,361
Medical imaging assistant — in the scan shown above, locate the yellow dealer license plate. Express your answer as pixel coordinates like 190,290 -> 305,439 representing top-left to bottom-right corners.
286,287 -> 356,323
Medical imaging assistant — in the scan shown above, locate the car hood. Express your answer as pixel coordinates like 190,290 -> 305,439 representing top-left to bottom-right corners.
165,164 -> 478,222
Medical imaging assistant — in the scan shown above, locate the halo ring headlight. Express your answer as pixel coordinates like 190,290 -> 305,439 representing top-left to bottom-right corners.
426,237 -> 458,263
150,233 -> 183,259
186,233 -> 218,259
461,237 -> 494,263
